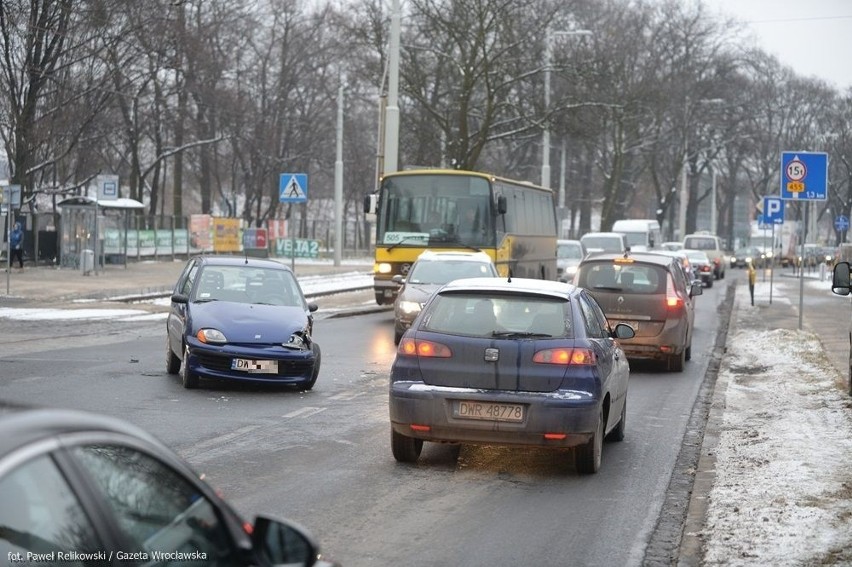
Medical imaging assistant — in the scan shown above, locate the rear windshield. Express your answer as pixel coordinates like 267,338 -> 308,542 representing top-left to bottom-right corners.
422,293 -> 573,338
408,259 -> 495,285
683,236 -> 718,251
581,235 -> 623,251
576,262 -> 666,294
557,243 -> 584,259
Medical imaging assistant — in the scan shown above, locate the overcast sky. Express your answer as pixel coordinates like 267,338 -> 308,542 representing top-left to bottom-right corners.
703,0 -> 852,91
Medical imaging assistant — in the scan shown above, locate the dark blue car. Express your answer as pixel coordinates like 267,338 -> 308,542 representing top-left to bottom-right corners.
388,277 -> 634,474
166,255 -> 320,389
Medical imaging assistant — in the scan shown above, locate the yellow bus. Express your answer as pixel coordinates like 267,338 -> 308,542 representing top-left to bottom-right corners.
365,169 -> 558,305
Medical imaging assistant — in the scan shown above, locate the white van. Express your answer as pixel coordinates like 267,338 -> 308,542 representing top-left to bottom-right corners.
610,219 -> 661,252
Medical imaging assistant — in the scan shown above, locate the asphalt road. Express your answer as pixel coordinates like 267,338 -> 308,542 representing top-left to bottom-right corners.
0,281 -> 729,566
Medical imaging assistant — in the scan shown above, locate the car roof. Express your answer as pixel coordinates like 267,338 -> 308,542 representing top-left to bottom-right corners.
415,250 -> 494,263
579,250 -> 678,267
581,232 -> 625,238
438,276 -> 578,300
0,402 -> 164,459
194,255 -> 294,271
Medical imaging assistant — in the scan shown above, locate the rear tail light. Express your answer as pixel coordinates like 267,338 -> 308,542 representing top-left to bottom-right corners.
533,348 -> 595,365
700,265 -> 711,272
666,273 -> 684,309
398,338 -> 452,358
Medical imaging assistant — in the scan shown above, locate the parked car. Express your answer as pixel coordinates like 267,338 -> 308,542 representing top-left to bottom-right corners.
388,277 -> 635,474
166,255 -> 320,389
730,246 -> 764,269
574,251 -> 702,372
0,402 -> 339,566
392,250 -> 498,344
683,249 -> 714,287
580,231 -> 630,254
556,239 -> 587,282
682,233 -> 726,279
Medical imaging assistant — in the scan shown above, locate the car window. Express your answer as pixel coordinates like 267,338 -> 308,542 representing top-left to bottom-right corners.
423,293 -> 572,338
577,262 -> 665,294
71,445 -> 238,566
194,266 -> 304,307
180,262 -> 199,296
557,244 -> 583,259
683,236 -> 718,251
0,455 -> 102,564
409,260 -> 494,284
577,293 -> 607,338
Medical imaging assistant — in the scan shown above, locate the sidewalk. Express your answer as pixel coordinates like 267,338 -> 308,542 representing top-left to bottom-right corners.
0,257 -> 374,305
681,270 -> 852,566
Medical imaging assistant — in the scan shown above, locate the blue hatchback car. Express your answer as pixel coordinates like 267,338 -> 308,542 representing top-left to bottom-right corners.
166,255 -> 320,389
388,277 -> 634,474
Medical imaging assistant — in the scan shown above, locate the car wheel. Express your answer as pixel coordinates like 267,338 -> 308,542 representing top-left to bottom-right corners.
302,343 -> 321,391
166,338 -> 180,375
606,399 -> 626,442
391,428 -> 423,463
706,279 -> 713,288
685,339 -> 692,361
667,349 -> 685,372
575,411 -> 603,474
181,345 -> 199,389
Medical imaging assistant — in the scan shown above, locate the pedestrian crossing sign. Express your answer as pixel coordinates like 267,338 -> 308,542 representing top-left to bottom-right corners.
279,173 -> 308,203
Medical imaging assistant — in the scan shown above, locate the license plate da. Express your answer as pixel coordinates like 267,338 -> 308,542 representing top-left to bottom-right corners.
232,358 -> 278,374
455,400 -> 525,422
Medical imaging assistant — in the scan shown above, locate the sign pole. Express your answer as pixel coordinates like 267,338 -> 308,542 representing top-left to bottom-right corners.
5,209 -> 10,295
769,224 -> 774,304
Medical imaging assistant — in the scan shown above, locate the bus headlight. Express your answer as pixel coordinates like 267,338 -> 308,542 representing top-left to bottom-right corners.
376,262 -> 393,274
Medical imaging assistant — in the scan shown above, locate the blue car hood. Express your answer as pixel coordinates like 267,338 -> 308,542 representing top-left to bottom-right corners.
190,302 -> 308,342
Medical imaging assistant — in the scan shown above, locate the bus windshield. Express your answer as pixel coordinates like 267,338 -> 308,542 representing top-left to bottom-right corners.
378,174 -> 495,247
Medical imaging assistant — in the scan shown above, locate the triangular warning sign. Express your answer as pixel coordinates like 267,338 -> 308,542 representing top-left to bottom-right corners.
286,177 -> 305,198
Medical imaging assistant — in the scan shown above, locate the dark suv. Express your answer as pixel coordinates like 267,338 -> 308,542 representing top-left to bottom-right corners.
574,251 -> 703,371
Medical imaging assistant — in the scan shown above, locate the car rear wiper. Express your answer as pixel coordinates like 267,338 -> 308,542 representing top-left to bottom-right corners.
492,331 -> 553,338
592,285 -> 623,291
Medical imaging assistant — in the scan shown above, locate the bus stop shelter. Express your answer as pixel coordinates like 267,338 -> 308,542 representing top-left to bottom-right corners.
57,196 -> 145,271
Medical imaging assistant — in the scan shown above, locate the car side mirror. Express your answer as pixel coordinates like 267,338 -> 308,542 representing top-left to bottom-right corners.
496,195 -> 507,215
308,303 -> 319,313
252,515 -> 336,567
392,274 -> 405,285
690,282 -> 703,297
832,262 -> 851,296
612,322 -> 635,340
364,194 -> 377,214
171,293 -> 189,304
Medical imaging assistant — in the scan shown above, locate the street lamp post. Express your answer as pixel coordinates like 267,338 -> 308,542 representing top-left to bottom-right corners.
542,28 -> 591,190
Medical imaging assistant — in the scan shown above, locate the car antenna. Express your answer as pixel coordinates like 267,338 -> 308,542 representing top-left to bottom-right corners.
507,267 -> 512,283
244,249 -> 249,264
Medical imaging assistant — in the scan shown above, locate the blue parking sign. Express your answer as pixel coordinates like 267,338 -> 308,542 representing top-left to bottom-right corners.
762,197 -> 784,225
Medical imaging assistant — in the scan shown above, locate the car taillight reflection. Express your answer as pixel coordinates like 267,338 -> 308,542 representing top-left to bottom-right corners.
398,338 -> 452,358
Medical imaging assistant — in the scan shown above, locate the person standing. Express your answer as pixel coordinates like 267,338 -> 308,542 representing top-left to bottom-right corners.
747,259 -> 757,306
9,222 -> 24,270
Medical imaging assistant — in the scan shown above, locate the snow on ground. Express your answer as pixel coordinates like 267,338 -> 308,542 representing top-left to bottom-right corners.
701,277 -> 852,566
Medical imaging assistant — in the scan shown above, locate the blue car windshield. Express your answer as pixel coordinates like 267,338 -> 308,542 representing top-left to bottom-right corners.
194,266 -> 305,307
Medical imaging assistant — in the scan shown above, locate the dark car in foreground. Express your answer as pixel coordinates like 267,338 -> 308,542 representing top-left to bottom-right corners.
0,403 -> 338,566
574,251 -> 702,372
388,277 -> 634,474
166,255 -> 320,389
